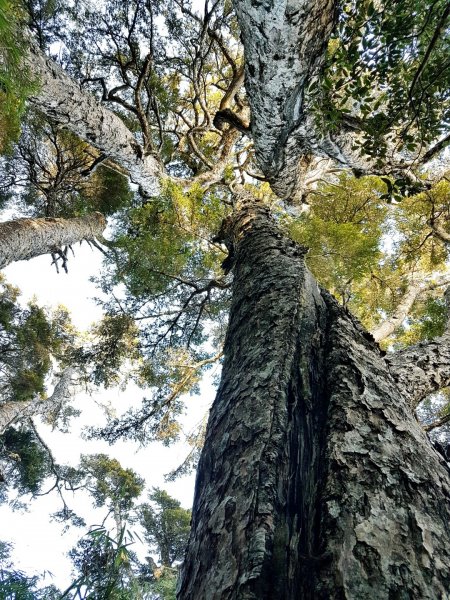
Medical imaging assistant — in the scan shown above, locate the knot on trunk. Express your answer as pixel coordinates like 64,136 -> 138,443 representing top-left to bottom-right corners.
213,108 -> 250,133
213,215 -> 235,274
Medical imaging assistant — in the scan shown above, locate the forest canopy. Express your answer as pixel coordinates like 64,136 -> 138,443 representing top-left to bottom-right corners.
0,0 -> 450,596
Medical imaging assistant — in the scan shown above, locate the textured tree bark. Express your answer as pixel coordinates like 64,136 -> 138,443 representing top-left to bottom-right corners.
231,0 -> 383,200
231,0 -> 431,200
179,200 -> 450,599
0,368 -> 73,434
232,0 -> 337,198
26,43 -> 162,197
0,212 -> 106,269
386,336 -> 450,409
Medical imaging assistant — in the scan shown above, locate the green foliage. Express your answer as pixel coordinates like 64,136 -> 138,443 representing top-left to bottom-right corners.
20,0 -> 66,49
139,488 -> 191,568
110,181 -> 225,300
0,276 -> 76,403
393,296 -> 447,348
96,179 -> 229,363
84,180 -> 229,443
285,173 -> 450,348
354,179 -> 450,338
287,174 -> 387,304
1,0 -> 449,590
87,167 -> 135,217
395,178 -> 450,268
0,427 -> 51,495
81,314 -> 140,388
315,0 -> 450,164
64,487 -> 189,599
0,0 -> 37,153
148,567 -> 177,600
80,454 -> 144,523
91,347 -> 219,446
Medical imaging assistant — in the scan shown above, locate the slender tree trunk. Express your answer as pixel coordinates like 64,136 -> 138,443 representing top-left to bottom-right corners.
0,368 -> 73,434
0,212 -> 105,269
370,271 -> 450,343
179,198 -> 450,599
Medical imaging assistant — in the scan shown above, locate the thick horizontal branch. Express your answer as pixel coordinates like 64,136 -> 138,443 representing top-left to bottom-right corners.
419,132 -> 450,165
386,335 -> 450,408
429,219 -> 450,244
219,65 -> 245,111
26,43 -> 163,196
0,212 -> 106,269
424,411 -> 450,433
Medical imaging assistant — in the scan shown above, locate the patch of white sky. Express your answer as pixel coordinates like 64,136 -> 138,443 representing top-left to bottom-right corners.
0,1 -> 219,589
0,241 -> 217,590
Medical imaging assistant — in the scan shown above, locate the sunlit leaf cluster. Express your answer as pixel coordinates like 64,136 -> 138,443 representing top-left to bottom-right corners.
287,174 -> 450,343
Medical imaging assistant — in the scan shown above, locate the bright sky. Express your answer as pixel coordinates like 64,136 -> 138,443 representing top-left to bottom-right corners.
0,0 -> 214,590
0,243 -> 215,591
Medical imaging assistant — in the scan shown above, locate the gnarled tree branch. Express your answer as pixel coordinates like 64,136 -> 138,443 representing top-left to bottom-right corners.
26,42 -> 163,197
371,271 -> 450,343
387,335 -> 450,408
429,218 -> 450,244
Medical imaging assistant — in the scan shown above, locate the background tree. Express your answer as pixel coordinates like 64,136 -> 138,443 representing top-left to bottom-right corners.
140,487 -> 191,568
64,483 -> 190,600
0,276 -> 74,406
64,526 -> 145,600
55,454 -> 145,598
0,540 -> 60,599
78,454 -> 144,537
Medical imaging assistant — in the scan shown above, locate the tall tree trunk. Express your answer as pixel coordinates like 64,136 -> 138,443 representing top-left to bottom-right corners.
179,198 -> 450,599
233,0 -> 337,198
0,212 -> 105,269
